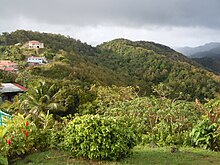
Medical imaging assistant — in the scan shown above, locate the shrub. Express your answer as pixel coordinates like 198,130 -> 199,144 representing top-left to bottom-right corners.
101,97 -> 202,146
0,112 -> 57,162
190,119 -> 220,151
31,111 -> 55,150
50,117 -> 70,149
0,114 -> 36,158
62,115 -> 140,160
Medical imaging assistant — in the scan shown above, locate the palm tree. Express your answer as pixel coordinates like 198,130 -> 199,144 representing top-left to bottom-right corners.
19,80 -> 79,120
20,81 -> 60,116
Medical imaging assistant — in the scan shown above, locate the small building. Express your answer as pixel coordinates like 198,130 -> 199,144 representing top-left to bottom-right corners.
0,83 -> 27,102
27,56 -> 47,64
27,40 -> 44,49
0,60 -> 18,72
14,43 -> 22,46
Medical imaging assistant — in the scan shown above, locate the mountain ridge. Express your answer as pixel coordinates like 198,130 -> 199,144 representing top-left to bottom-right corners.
176,42 -> 220,56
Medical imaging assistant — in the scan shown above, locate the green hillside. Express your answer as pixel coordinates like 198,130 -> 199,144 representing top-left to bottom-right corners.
93,39 -> 220,101
1,31 -> 220,101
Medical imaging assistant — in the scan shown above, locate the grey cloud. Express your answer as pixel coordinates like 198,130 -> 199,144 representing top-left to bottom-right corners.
1,0 -> 220,28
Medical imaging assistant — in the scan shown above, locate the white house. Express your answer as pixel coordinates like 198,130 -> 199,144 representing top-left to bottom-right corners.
27,40 -> 44,49
27,56 -> 47,64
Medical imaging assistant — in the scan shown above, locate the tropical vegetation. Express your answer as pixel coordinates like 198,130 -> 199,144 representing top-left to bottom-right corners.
0,30 -> 219,164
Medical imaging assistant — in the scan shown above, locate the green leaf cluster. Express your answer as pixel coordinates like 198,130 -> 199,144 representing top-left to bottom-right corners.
100,97 -> 202,146
190,119 -> 220,151
62,115 -> 140,160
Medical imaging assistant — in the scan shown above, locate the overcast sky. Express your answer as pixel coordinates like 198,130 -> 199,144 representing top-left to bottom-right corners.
1,0 -> 220,47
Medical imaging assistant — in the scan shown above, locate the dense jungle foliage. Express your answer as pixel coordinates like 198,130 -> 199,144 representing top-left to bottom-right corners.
0,30 -> 220,164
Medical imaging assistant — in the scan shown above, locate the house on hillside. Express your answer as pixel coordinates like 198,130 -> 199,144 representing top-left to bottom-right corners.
0,83 -> 27,102
27,56 -> 47,64
0,60 -> 19,72
26,40 -> 44,49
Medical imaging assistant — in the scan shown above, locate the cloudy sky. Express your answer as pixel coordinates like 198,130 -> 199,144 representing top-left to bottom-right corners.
1,0 -> 220,47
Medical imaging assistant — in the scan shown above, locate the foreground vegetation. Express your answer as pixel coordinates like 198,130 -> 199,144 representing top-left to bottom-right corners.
0,30 -> 220,164
1,88 -> 219,164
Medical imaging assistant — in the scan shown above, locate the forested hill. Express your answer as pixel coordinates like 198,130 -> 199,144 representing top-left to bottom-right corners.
0,30 -> 95,55
0,30 -> 220,102
94,39 -> 220,100
97,39 -> 200,66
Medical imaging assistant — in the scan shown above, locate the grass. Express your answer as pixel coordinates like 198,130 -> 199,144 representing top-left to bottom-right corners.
11,145 -> 220,165
123,146 -> 220,165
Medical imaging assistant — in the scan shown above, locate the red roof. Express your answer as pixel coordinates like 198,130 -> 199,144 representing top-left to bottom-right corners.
4,68 -> 16,71
0,60 -> 18,66
29,40 -> 41,44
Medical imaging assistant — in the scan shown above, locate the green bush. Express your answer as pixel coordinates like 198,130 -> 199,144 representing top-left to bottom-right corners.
30,112 -> 55,150
0,112 -> 55,161
101,97 -> 201,146
190,119 -> 220,151
0,114 -> 36,158
62,115 -> 140,160
50,119 -> 69,149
